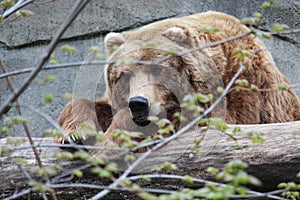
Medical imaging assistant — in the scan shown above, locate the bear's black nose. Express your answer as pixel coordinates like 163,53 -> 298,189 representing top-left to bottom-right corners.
128,96 -> 150,126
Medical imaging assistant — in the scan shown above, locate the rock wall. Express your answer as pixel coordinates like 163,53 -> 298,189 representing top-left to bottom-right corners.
0,0 -> 299,137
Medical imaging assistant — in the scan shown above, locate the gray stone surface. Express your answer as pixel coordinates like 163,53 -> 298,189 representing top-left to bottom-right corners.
0,0 -> 299,137
0,0 -> 182,47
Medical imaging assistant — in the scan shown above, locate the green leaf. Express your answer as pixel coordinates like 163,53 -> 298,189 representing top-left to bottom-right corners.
6,117 -> 27,126
95,53 -> 104,59
250,84 -> 259,91
55,152 -> 74,160
99,169 -> 111,178
19,10 -> 35,17
278,183 -> 287,189
62,92 -> 74,100
44,93 -> 54,104
208,118 -> 228,132
1,127 -> 10,134
200,26 -> 219,33
233,49 -> 253,60
292,192 -> 300,199
195,148 -> 201,156
141,175 -> 151,181
207,167 -> 219,175
153,162 -> 178,172
297,172 -> 300,178
260,2 -> 271,9
138,192 -> 158,200
50,59 -> 58,64
260,32 -> 272,40
182,175 -> 194,184
28,181 -> 51,192
73,170 -> 83,177
124,154 -> 136,162
73,151 -> 89,160
0,0 -> 15,8
240,17 -> 261,26
0,147 -> 12,156
43,75 -> 57,84
251,134 -> 264,144
217,86 -> 224,93
272,23 -> 289,32
131,183 -> 142,192
198,119 -> 207,125
173,112 -> 187,122
227,159 -> 248,169
233,144 -> 244,150
163,47 -> 178,55
121,179 -> 132,186
126,131 -> 144,138
253,12 -> 263,19
89,45 -> 102,53
112,45 -> 121,52
232,127 -> 241,134
196,93 -> 211,103
60,45 -> 78,54
105,162 -> 118,173
278,84 -> 288,91
235,79 -> 249,87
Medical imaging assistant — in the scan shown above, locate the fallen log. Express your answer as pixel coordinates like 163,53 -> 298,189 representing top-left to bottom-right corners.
1,121 -> 300,198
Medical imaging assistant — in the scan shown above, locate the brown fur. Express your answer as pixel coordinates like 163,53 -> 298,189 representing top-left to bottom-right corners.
57,11 -> 300,147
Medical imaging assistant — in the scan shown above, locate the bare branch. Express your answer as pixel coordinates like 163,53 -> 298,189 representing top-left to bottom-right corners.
128,174 -> 288,200
90,64 -> 245,200
0,31 -> 251,81
269,28 -> 300,36
2,0 -> 34,19
0,0 -> 90,117
3,188 -> 33,200
0,61 -> 106,79
46,183 -> 176,194
0,58 -> 58,200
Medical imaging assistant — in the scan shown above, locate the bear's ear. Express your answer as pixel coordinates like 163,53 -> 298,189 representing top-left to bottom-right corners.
162,27 -> 189,45
104,32 -> 125,56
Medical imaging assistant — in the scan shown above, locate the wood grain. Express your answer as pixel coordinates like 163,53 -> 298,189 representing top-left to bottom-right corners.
1,121 -> 300,194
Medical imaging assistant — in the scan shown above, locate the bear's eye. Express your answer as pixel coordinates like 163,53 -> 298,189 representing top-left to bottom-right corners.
150,67 -> 162,76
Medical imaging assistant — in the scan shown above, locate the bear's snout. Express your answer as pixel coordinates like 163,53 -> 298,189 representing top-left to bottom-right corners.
128,96 -> 150,126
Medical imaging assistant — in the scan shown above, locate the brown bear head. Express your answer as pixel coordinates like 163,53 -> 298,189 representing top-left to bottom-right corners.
104,26 -> 225,128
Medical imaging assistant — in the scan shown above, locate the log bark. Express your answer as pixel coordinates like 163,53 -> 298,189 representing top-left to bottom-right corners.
1,121 -> 300,197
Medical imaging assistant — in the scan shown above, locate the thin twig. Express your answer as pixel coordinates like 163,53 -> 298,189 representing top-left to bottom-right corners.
0,31 -> 251,81
0,60 -> 107,79
51,163 -> 92,183
2,0 -> 34,19
16,165 -> 48,200
151,31 -> 251,65
3,188 -> 33,200
0,58 -> 57,200
2,142 -> 125,152
46,183 -> 176,194
3,1 -> 90,199
0,0 -> 90,117
128,174 -> 288,200
1,27 -> 300,80
269,28 -> 300,36
89,64 -> 245,200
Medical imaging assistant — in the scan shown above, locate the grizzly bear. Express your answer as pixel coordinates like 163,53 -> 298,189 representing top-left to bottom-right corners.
57,11 -> 300,147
